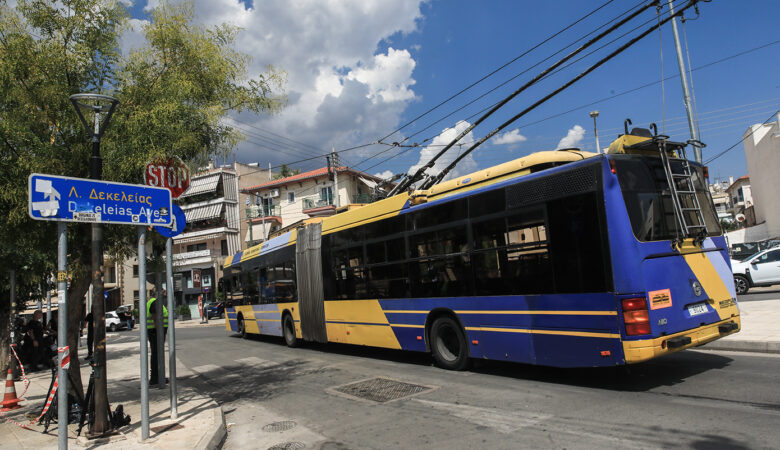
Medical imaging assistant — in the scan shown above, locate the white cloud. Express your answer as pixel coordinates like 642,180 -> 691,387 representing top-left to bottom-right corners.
374,170 -> 394,179
407,121 -> 478,184
347,48 -> 417,103
556,125 -> 586,149
492,129 -> 527,146
119,18 -> 148,56
168,0 -> 427,168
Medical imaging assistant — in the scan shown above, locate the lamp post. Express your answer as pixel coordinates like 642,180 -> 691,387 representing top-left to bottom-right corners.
70,93 -> 119,437
589,110 -> 601,154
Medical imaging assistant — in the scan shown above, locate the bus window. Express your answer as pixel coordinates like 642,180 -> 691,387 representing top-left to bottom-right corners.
469,188 -> 505,218
411,255 -> 472,298
506,208 -> 552,295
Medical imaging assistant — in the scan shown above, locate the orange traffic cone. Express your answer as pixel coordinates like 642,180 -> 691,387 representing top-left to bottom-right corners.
1,367 -> 23,411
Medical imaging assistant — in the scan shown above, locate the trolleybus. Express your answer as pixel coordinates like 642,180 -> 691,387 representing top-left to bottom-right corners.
221,127 -> 740,369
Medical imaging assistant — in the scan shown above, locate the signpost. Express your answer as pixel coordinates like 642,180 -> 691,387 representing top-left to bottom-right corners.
146,158 -> 190,421
28,174 -> 173,226
28,173 -> 172,446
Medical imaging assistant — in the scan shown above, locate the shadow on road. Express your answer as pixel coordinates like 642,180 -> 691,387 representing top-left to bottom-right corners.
220,332 -> 736,393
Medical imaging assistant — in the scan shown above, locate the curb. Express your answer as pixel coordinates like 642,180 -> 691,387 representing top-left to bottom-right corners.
195,401 -> 226,450
703,340 -> 780,354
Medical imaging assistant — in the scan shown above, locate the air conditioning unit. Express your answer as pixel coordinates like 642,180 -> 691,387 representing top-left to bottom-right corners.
269,188 -> 280,198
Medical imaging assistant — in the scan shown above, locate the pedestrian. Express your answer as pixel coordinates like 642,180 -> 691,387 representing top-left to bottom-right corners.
24,310 -> 47,370
147,291 -> 169,384
84,311 -> 94,361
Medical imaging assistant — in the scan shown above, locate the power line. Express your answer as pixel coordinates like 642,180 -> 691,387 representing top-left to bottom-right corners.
377,0 -> 626,144
705,110 -> 778,164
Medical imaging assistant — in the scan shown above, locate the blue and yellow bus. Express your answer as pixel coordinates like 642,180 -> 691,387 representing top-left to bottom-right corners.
222,128 -> 740,369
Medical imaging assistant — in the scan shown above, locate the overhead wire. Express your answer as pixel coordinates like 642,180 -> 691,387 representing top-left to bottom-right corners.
377,0 -> 624,144
705,110 -> 779,164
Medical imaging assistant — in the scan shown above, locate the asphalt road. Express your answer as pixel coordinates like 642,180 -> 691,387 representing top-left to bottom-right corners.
163,325 -> 780,450
738,286 -> 780,302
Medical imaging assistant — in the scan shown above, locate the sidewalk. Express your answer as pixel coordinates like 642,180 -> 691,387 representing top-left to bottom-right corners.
1,335 -> 225,449
174,317 -> 225,329
703,295 -> 780,354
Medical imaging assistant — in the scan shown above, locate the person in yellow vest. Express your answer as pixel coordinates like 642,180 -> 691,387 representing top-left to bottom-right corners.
147,291 -> 169,383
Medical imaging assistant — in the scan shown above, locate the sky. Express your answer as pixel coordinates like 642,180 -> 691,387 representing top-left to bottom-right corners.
119,0 -> 779,185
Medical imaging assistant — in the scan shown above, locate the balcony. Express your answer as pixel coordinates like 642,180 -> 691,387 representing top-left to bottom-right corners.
245,205 -> 282,224
172,249 -> 223,267
352,193 -> 374,204
301,194 -> 336,217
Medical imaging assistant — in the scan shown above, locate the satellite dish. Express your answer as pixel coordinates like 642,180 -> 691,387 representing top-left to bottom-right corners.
736,214 -> 746,223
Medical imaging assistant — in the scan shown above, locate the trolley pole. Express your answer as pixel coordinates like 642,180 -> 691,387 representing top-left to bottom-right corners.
667,0 -> 701,163
57,223 -> 68,450
166,237 -> 178,419
138,227 -> 150,440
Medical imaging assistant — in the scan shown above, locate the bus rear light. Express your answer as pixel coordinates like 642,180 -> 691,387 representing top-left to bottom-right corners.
609,159 -> 617,175
600,350 -> 611,356
622,297 -> 650,336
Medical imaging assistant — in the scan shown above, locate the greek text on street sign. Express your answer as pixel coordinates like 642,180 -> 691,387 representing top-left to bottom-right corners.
28,173 -> 173,226
144,157 -> 190,199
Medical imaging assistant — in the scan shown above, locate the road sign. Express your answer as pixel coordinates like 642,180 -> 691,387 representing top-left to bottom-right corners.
144,157 -> 190,198
154,204 -> 186,238
28,173 -> 172,226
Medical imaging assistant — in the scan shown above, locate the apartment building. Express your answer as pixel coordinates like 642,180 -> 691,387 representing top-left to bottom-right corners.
242,166 -> 384,246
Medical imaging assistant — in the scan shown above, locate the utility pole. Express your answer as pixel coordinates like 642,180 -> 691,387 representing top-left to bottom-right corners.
331,148 -> 340,208
70,93 -> 118,437
246,197 -> 253,246
589,110 -> 601,154
667,0 -> 701,163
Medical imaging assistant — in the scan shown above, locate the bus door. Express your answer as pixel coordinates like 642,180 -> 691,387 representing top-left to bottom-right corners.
295,222 -> 328,342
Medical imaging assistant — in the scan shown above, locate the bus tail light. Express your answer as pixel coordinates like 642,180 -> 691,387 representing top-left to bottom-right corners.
622,297 -> 650,336
609,159 -> 617,175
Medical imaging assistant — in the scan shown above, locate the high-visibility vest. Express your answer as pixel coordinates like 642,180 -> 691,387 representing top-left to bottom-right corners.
146,298 -> 168,329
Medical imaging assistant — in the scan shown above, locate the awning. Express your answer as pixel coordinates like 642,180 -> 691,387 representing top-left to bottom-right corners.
179,173 -> 221,198
184,203 -> 223,223
359,177 -> 378,188
244,223 -> 271,242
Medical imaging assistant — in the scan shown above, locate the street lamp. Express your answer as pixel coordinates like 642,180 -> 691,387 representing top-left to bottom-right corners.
70,93 -> 119,437
589,110 -> 601,154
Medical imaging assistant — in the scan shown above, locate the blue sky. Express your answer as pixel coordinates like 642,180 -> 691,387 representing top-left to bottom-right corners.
125,0 -> 780,184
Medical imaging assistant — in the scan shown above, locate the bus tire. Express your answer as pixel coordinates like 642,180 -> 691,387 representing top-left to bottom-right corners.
430,316 -> 470,371
282,314 -> 299,348
734,275 -> 749,295
238,315 -> 248,339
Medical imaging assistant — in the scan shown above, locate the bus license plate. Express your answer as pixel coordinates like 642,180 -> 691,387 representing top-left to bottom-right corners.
687,303 -> 709,317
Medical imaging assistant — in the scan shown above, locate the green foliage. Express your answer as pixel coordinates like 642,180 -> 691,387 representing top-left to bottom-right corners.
720,219 -> 738,232
273,164 -> 301,180
0,0 -> 285,375
177,304 -> 191,317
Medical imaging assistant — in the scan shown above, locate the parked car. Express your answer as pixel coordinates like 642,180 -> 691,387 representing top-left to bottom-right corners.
732,247 -> 780,294
106,311 -> 127,332
205,302 -> 225,319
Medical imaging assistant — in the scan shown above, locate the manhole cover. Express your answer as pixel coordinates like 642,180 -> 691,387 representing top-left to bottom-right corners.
150,423 -> 184,433
263,420 -> 297,432
332,377 -> 434,403
268,442 -> 305,450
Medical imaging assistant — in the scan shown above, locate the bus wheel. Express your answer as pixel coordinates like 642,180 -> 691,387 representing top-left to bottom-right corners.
734,275 -> 749,295
238,316 -> 247,339
430,316 -> 470,371
283,314 -> 299,348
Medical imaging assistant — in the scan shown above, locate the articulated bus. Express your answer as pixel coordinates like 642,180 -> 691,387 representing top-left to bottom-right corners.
221,128 -> 740,369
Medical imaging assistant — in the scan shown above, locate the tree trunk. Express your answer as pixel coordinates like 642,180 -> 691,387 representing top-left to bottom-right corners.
66,273 -> 91,398
0,293 -> 9,378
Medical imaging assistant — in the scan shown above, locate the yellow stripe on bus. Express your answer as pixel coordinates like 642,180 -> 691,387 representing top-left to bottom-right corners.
683,252 -> 734,321
466,326 -> 620,339
383,310 -> 616,316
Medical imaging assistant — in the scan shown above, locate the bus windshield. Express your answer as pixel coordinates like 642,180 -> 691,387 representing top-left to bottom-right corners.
613,155 -> 721,242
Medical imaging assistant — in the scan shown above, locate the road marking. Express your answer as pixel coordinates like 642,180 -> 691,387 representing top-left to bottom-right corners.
414,399 -> 551,433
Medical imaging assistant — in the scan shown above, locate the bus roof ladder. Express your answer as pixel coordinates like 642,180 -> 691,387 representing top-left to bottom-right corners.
655,136 -> 707,240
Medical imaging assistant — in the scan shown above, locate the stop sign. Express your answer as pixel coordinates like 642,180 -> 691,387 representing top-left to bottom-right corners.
144,156 -> 190,198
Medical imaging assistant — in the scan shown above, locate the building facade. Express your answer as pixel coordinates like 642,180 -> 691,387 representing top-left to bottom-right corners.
743,115 -> 780,237
725,175 -> 752,224
242,166 -> 383,246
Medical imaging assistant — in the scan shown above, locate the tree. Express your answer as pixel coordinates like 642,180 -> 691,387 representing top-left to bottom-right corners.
274,164 -> 301,180
0,0 -> 285,395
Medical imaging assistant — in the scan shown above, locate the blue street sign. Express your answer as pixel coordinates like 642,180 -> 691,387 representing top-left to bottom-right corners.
154,204 -> 186,238
28,173 -> 173,226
